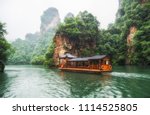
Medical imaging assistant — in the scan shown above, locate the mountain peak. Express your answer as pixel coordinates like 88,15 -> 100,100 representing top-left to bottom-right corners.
40,7 -> 60,34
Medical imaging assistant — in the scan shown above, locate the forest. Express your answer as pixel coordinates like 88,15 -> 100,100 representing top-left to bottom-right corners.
7,7 -> 58,65
0,0 -> 150,66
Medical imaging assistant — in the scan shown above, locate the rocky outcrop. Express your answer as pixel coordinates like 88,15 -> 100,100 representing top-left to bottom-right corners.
127,26 -> 137,46
64,12 -> 74,19
25,7 -> 60,38
53,34 -> 96,66
53,35 -> 68,65
9,7 -> 61,64
40,7 -> 60,34
53,35 -> 79,66
126,26 -> 137,64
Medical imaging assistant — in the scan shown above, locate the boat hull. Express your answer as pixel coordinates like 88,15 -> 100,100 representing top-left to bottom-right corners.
59,67 -> 112,74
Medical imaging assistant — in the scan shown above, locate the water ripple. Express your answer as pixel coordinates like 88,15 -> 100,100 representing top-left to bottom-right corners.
111,72 -> 150,79
0,65 -> 150,98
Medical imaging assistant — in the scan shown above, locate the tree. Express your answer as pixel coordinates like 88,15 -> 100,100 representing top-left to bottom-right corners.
0,22 -> 11,63
44,42 -> 55,67
57,11 -> 100,56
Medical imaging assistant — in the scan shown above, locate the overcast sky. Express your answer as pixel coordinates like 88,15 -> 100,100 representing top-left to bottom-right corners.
0,0 -> 119,41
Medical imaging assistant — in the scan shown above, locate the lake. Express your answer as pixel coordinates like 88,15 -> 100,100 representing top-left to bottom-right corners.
0,65 -> 150,98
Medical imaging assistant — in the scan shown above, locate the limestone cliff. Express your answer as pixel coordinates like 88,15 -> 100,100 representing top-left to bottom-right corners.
53,11 -> 99,66
9,7 -> 61,64
53,35 -> 68,65
64,12 -> 74,19
27,7 -> 61,57
126,26 -> 137,64
53,34 -> 96,66
40,7 -> 60,34
127,26 -> 137,46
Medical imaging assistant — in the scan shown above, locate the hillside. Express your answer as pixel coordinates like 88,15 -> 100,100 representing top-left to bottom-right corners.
7,0 -> 150,66
51,0 -> 150,66
8,7 -> 60,64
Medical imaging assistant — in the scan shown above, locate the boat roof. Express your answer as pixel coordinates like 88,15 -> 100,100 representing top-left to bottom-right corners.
59,53 -> 76,59
69,57 -> 89,61
68,55 -> 107,62
88,55 -> 106,60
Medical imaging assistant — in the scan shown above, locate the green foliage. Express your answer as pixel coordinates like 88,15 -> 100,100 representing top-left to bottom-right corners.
57,11 -> 99,56
7,1 -> 150,66
8,38 -> 36,64
8,31 -> 55,65
125,1 -> 150,65
0,22 -> 11,62
102,0 -> 150,65
8,7 -> 59,65
44,42 -> 55,67
80,48 -> 93,57
133,19 -> 150,65
44,58 -> 55,67
31,55 -> 45,65
0,22 -> 7,38
57,11 -> 99,41
97,29 -> 121,64
57,3 -> 149,65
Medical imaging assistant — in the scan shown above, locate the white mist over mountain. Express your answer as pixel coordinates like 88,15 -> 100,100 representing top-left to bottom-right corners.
0,0 -> 118,41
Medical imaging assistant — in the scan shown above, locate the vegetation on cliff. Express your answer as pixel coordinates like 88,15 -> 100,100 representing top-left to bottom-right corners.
6,0 -> 150,66
56,11 -> 99,56
54,0 -> 150,65
44,42 -> 55,67
104,0 -> 150,65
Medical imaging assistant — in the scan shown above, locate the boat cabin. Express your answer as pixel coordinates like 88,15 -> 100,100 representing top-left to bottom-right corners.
59,54 -> 112,73
59,53 -> 76,68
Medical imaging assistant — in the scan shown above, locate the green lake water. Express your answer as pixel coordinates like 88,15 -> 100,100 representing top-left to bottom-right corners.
0,65 -> 150,98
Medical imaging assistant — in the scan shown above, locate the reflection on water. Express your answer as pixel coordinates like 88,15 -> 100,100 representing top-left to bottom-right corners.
0,65 -> 150,98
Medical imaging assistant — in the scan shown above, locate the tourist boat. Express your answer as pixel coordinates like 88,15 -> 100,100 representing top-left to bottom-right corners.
58,53 -> 112,73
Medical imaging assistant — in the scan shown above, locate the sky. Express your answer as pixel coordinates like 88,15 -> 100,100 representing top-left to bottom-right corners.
0,0 -> 119,41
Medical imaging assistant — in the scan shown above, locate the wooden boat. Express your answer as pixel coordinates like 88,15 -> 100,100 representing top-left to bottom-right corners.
58,53 -> 112,73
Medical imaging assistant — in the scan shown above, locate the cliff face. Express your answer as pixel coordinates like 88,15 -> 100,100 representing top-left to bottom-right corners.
52,10 -> 100,65
53,35 -> 78,66
40,7 -> 60,34
31,7 -> 60,62
53,34 -> 96,65
127,26 -> 137,46
126,26 -> 137,64
115,0 -> 150,65
53,35 -> 68,65
64,12 -> 74,19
